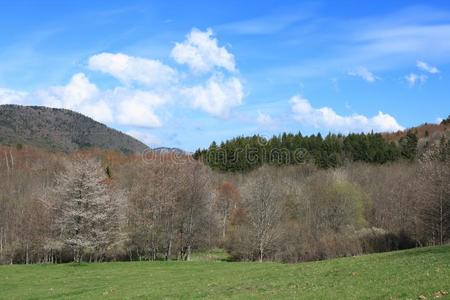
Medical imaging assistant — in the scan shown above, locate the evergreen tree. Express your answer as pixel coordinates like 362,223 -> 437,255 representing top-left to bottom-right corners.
400,131 -> 418,161
196,130 -> 404,172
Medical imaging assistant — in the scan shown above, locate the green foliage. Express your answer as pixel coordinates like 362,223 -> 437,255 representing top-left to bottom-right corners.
195,131 -> 403,172
400,131 -> 418,161
331,182 -> 369,230
1,246 -> 449,299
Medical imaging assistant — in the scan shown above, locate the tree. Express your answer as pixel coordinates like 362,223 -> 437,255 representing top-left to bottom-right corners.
440,115 -> 450,125
306,171 -> 368,234
400,131 -> 418,161
52,157 -> 121,263
175,162 -> 211,261
242,168 -> 282,262
416,145 -> 450,245
215,181 -> 240,241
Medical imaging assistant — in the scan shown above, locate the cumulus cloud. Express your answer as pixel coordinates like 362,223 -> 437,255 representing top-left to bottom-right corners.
38,73 -> 99,109
290,95 -> 403,133
35,73 -> 169,127
79,100 -> 114,124
348,67 -> 377,82
126,130 -> 161,147
1,28 -> 246,138
171,28 -> 236,74
88,52 -> 177,86
33,73 -> 115,124
113,88 -> 166,128
257,111 -> 274,127
0,88 -> 28,104
181,74 -> 243,118
416,60 -> 439,74
405,73 -> 427,87
85,29 -> 244,121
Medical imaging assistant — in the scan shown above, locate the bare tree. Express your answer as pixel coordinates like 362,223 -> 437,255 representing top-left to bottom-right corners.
242,168 -> 282,262
214,181 -> 240,241
416,145 -> 450,245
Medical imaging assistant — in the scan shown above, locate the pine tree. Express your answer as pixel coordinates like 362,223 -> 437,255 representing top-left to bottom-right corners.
400,131 -> 418,161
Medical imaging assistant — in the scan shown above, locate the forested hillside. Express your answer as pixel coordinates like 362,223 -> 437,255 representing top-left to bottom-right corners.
0,105 -> 147,153
1,109 -> 449,265
194,117 -> 450,171
1,131 -> 449,264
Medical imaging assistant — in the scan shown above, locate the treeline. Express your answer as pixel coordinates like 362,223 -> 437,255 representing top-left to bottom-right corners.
224,152 -> 449,262
0,148 -> 212,264
193,131 -> 420,171
0,135 -> 449,264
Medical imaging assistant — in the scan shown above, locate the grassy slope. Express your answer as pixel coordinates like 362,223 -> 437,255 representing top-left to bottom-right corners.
0,246 -> 449,300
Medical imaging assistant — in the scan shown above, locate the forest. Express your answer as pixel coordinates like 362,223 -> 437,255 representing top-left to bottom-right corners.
0,122 -> 449,264
193,130 -> 420,171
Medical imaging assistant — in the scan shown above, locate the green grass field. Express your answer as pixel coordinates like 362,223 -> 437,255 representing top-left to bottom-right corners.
1,246 -> 449,299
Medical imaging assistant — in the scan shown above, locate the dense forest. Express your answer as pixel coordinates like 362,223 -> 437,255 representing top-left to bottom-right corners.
1,118 -> 449,264
193,125 -> 450,171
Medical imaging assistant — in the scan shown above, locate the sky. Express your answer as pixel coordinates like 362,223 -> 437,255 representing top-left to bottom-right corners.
0,0 -> 449,151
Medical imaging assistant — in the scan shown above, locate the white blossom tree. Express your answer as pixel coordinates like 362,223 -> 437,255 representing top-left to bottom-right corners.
53,157 -> 121,263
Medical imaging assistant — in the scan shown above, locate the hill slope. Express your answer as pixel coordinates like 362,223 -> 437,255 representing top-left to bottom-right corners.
0,245 -> 449,299
384,121 -> 450,143
0,105 -> 148,153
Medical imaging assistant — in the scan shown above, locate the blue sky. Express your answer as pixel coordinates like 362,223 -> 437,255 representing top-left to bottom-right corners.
0,0 -> 449,151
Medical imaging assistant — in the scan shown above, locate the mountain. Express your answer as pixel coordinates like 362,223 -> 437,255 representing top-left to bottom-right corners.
152,147 -> 187,155
0,105 -> 148,153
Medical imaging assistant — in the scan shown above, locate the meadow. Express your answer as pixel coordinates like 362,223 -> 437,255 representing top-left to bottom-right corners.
1,246 -> 449,299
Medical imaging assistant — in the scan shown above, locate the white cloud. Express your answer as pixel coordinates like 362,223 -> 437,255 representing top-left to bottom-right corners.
257,111 -> 274,127
290,95 -> 403,133
35,73 -> 115,124
38,73 -> 99,109
171,28 -> 236,73
79,100 -> 114,124
348,67 -> 377,82
0,88 -> 27,104
88,52 -> 177,86
416,60 -> 439,74
0,27 -> 247,142
405,73 -> 427,87
181,74 -> 243,118
34,74 -> 166,127
269,7 -> 450,79
126,130 -> 161,147
117,101 -> 162,128
113,88 -> 166,128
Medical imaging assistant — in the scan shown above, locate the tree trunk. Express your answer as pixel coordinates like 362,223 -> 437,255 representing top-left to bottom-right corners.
25,242 -> 29,264
440,195 -> 443,245
259,242 -> 264,263
166,240 -> 172,260
222,215 -> 227,240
